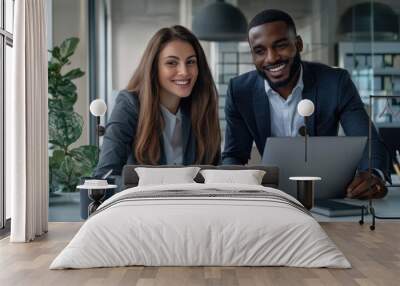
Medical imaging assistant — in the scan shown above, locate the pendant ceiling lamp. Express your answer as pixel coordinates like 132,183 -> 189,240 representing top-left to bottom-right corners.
192,0 -> 248,42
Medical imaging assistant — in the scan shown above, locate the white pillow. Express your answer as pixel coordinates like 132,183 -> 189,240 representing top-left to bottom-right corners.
200,169 -> 266,185
135,167 -> 201,186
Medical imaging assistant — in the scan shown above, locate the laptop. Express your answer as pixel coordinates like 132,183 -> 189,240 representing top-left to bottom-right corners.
262,136 -> 367,200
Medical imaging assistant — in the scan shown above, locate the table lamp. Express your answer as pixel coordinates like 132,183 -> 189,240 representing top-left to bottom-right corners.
89,99 -> 107,149
297,99 -> 315,162
293,99 -> 318,210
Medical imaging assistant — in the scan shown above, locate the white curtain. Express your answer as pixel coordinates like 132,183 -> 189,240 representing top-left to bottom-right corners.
7,0 -> 49,242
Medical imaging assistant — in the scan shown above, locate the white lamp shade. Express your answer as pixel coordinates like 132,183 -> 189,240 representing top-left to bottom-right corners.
297,99 -> 315,117
90,99 -> 107,116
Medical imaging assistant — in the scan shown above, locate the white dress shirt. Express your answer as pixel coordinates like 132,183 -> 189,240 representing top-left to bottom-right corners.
160,105 -> 183,165
264,67 -> 304,137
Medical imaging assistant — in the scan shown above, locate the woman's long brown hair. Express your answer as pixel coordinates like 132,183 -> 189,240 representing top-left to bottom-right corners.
127,25 -> 221,165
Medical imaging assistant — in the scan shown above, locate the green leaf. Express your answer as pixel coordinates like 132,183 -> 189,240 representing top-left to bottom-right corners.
49,150 -> 66,169
58,156 -> 81,192
48,74 -> 65,98
48,111 -> 83,148
62,93 -> 77,111
59,38 -> 79,60
63,68 -> 85,81
70,145 -> 98,162
52,91 -> 77,111
58,81 -> 77,96
69,145 -> 99,171
49,79 -> 78,110
53,148 -> 98,192
48,85 -> 57,98
48,62 -> 61,74
51,47 -> 62,61
48,98 -> 64,111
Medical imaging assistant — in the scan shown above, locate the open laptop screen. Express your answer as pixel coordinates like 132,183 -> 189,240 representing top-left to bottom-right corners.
262,137 -> 367,199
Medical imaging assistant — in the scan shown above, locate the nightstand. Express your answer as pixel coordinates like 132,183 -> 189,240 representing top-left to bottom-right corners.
289,176 -> 322,210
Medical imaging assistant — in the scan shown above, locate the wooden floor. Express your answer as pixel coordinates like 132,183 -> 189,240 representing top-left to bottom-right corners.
0,222 -> 399,286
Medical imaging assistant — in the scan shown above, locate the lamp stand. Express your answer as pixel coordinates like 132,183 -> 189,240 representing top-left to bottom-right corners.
304,117 -> 308,162
359,95 -> 400,230
96,116 -> 100,150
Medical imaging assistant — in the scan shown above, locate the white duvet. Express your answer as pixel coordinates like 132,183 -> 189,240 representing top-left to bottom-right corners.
50,183 -> 351,269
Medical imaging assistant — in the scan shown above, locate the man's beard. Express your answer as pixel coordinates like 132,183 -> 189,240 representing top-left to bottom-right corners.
257,51 -> 302,90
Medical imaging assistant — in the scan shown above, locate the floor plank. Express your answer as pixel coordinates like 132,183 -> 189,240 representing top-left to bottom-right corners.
0,222 -> 399,286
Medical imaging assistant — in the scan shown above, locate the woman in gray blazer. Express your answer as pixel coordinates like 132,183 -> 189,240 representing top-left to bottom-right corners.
94,25 -> 221,182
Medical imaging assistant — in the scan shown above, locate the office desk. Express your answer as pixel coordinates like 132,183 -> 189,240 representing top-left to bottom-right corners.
313,176 -> 400,222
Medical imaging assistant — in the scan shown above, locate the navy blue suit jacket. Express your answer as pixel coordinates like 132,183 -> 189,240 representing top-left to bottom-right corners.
222,61 -> 390,180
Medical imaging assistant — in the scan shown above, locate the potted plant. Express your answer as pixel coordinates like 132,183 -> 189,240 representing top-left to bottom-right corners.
48,37 -> 98,193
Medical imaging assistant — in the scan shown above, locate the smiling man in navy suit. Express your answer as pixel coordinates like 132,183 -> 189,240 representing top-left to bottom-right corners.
222,9 -> 390,199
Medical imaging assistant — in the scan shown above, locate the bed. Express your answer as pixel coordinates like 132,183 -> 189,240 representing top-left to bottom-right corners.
50,165 -> 350,269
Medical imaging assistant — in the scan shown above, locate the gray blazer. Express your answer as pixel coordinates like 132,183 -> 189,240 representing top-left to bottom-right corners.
94,90 -> 219,185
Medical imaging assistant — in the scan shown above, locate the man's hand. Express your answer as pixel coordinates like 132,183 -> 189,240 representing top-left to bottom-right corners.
346,171 -> 387,200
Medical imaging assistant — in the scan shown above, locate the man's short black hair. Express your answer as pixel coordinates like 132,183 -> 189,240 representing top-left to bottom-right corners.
248,9 -> 297,34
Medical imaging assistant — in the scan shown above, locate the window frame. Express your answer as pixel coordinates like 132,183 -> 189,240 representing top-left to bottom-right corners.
1,0 -> 14,231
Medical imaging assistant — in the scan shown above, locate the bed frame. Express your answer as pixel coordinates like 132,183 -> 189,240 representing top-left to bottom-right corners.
122,165 -> 279,189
